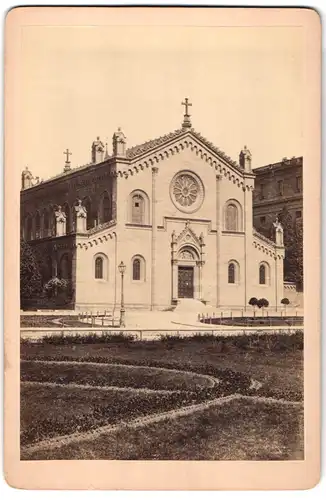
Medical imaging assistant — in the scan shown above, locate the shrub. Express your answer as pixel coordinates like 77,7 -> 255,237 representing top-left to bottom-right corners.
42,332 -> 135,345
257,298 -> 269,309
43,277 -> 70,299
249,297 -> 258,307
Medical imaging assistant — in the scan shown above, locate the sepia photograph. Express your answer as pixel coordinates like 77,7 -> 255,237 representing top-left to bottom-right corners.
4,5 -> 321,489
18,11 -> 305,463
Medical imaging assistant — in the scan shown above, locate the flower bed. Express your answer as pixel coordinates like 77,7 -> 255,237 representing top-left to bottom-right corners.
21,360 -> 215,391
20,315 -> 86,328
21,384 -> 208,446
200,316 -> 303,327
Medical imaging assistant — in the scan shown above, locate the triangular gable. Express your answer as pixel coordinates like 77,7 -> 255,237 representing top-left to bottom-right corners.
124,128 -> 244,176
175,220 -> 202,248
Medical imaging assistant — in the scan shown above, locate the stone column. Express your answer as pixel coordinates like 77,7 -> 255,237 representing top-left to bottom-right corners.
171,231 -> 178,303
151,166 -> 158,310
275,250 -> 285,311
52,250 -> 58,278
243,181 -> 254,311
111,173 -> 117,221
196,262 -> 202,300
172,261 -> 178,303
215,175 -> 222,307
199,232 -> 205,302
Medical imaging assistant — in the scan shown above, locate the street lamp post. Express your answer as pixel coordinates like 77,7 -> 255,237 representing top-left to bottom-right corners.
118,261 -> 126,327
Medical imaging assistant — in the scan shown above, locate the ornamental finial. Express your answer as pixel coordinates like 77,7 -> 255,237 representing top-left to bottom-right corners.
181,98 -> 192,128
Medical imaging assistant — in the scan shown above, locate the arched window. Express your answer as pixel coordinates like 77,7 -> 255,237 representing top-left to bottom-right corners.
83,197 -> 92,230
43,209 -> 49,237
132,194 -> 145,224
26,215 -> 33,241
59,254 -> 70,279
35,212 -> 41,239
51,207 -> 57,236
259,264 -> 266,285
133,258 -> 141,280
94,253 -> 108,281
102,193 -> 112,223
225,203 -> 238,231
228,263 -> 235,283
228,260 -> 240,284
131,255 -> 146,282
95,256 -> 103,279
45,255 -> 52,282
63,203 -> 71,234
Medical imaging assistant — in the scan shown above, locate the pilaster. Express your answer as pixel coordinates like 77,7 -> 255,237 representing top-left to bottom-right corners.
215,174 -> 222,307
151,166 -> 159,310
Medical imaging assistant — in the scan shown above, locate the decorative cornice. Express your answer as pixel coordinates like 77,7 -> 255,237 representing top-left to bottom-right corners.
125,223 -> 152,229
21,157 -> 117,195
126,129 -> 185,159
76,230 -> 117,249
253,229 -> 276,247
252,229 -> 283,258
253,193 -> 303,208
120,130 -> 253,191
253,156 -> 303,174
87,220 -> 116,235
126,128 -> 242,171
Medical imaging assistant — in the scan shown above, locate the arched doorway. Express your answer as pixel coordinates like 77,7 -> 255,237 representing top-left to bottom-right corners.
172,246 -> 202,301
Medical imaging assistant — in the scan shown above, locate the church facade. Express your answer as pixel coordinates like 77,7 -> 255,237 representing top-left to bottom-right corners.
21,102 -> 285,311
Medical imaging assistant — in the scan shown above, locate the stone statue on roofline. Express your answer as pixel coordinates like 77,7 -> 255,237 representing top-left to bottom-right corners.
273,217 -> 284,246
75,200 -> 87,233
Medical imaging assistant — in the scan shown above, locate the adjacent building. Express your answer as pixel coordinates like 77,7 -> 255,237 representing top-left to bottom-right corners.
253,156 -> 303,238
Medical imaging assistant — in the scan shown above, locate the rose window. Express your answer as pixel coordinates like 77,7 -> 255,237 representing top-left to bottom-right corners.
170,171 -> 204,213
173,175 -> 199,207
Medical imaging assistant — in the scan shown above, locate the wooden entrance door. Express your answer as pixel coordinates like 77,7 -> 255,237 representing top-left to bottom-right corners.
178,266 -> 194,298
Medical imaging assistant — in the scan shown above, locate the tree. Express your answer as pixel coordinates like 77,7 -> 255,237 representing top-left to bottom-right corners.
20,238 -> 42,308
292,218 -> 303,290
257,298 -> 269,315
249,297 -> 258,317
281,297 -> 290,315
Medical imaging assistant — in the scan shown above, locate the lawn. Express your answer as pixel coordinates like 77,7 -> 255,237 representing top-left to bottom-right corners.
20,333 -> 304,460
21,397 -> 303,461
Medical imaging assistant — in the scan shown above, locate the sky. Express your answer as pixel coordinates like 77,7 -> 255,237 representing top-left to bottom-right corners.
21,24 -> 303,181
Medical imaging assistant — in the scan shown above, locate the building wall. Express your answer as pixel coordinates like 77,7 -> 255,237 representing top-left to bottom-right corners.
253,157 -> 303,235
74,233 -> 118,311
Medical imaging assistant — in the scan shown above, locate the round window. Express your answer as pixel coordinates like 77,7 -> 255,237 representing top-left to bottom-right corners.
170,171 -> 204,213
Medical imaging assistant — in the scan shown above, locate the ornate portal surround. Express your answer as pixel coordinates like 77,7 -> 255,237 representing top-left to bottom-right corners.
170,221 -> 206,303
170,170 -> 205,214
